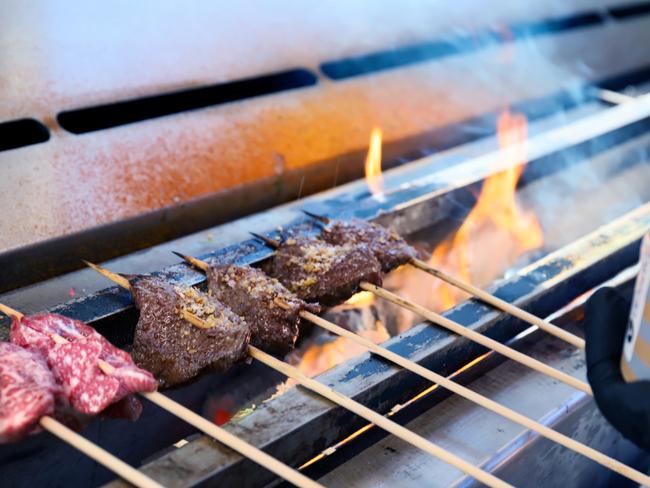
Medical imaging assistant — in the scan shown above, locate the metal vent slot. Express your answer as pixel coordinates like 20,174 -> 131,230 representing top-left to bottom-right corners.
320,3 -> 650,80
57,68 -> 318,134
609,2 -> 650,19
0,118 -> 50,152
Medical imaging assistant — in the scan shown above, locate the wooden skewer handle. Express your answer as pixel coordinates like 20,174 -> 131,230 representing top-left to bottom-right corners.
0,303 -> 23,319
361,283 -> 591,395
249,346 -> 512,488
40,416 -> 163,488
409,258 -> 585,349
300,311 -> 649,486
142,391 -> 324,488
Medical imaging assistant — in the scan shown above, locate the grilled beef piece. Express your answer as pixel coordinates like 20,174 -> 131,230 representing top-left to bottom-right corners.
263,237 -> 383,307
0,342 -> 58,442
206,264 -> 320,354
130,276 -> 250,388
11,313 -> 157,416
320,218 -> 418,272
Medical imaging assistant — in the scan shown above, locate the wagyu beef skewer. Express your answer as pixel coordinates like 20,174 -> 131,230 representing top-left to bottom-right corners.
252,233 -> 383,307
10,311 -> 158,416
172,253 -> 319,354
302,211 -> 585,349
303,212 -> 419,272
0,342 -> 59,442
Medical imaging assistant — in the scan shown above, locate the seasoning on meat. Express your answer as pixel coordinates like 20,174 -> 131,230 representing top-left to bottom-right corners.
263,236 -> 383,307
130,276 -> 250,388
11,313 -> 157,416
0,342 -> 58,442
320,218 -> 418,272
206,264 -> 320,353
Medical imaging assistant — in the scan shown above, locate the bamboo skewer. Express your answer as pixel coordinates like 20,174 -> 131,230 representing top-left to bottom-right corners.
87,261 -> 510,488
408,258 -> 586,350
5,290 -> 324,488
248,346 -> 512,488
0,305 -> 163,488
360,282 -> 592,395
173,253 -> 650,486
299,311 -> 650,486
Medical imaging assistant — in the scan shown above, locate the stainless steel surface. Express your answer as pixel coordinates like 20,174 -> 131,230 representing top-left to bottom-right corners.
3,1 -> 650,255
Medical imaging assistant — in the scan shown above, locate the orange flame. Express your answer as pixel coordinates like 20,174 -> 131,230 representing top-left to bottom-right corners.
428,109 -> 543,311
288,308 -> 390,384
365,127 -> 384,199
276,111 -> 543,392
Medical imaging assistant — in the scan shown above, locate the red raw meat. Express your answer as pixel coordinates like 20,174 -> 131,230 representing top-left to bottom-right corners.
11,313 -> 157,416
0,342 -> 58,442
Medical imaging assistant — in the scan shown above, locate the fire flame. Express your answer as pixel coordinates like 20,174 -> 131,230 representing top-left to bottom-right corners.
365,127 -> 384,199
428,109 -> 543,310
278,110 -> 543,391
294,321 -> 389,379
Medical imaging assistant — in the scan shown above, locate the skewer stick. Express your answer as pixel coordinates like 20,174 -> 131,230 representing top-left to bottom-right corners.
248,346 -> 512,488
83,260 -> 131,289
0,303 -> 23,319
409,258 -> 586,350
361,282 -> 591,395
301,210 -> 330,224
140,390 -> 323,488
174,253 -> 650,485
172,252 -> 209,272
0,305 -> 163,488
298,311 -> 650,486
83,262 -> 324,488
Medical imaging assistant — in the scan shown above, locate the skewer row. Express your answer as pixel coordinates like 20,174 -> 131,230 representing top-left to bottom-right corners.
0,212 -> 619,487
97,263 -> 511,488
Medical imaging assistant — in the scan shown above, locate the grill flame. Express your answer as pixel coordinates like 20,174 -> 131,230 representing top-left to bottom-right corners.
365,127 -> 384,199
428,109 -> 543,310
276,110 -> 543,386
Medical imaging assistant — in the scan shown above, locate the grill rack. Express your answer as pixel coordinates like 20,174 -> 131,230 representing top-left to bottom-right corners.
3,88 -> 647,488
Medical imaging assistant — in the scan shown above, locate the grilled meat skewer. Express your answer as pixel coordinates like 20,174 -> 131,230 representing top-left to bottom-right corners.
0,342 -> 58,442
129,276 -> 250,388
305,213 -> 419,273
204,263 -> 320,354
259,235 -> 383,307
11,313 -> 157,417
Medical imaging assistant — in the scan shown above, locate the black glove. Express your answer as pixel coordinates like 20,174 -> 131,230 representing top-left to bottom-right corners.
585,287 -> 650,451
